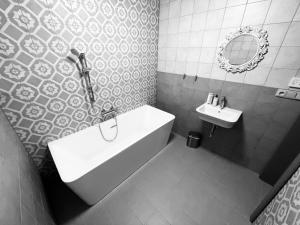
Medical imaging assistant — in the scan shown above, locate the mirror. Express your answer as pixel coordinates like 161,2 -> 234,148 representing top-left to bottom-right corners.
224,35 -> 258,65
217,26 -> 269,73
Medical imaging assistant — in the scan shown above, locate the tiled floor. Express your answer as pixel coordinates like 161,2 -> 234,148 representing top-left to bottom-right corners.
45,134 -> 271,225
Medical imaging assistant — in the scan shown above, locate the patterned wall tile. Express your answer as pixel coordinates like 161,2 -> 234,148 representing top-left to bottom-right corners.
254,167 -> 300,225
0,0 -> 159,172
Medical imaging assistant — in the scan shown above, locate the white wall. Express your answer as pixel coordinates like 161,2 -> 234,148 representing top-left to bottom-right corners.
158,0 -> 300,88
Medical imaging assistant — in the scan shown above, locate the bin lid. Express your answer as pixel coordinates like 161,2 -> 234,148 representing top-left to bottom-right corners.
188,131 -> 202,138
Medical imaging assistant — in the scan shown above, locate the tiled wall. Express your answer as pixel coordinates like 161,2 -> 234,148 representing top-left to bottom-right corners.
0,108 -> 55,225
158,0 -> 300,88
0,0 -> 159,171
157,72 -> 300,173
253,166 -> 300,225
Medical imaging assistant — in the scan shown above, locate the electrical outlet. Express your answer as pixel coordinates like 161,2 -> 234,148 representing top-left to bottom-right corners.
288,77 -> 300,89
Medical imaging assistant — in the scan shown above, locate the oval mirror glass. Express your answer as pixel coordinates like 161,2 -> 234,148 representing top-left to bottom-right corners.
223,34 -> 258,66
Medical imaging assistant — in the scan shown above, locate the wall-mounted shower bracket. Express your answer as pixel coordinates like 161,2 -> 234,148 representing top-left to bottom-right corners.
70,49 -> 95,103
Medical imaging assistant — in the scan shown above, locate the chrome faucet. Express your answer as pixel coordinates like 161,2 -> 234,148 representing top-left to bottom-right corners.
100,106 -> 118,122
220,96 -> 226,109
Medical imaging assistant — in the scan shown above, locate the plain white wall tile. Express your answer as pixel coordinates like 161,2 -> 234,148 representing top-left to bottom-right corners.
197,63 -> 213,78
244,66 -> 271,85
211,64 -> 227,80
166,47 -> 177,60
202,30 -> 220,47
175,61 -> 187,74
169,0 -> 181,18
274,47 -> 300,69
265,68 -> 297,88
209,0 -> 227,10
189,31 -> 204,47
165,60 -> 176,73
158,60 -> 166,72
218,27 -> 237,45
227,0 -> 247,7
160,0 -> 170,6
247,0 -> 269,3
265,0 -> 300,24
158,47 -> 167,60
159,20 -> 169,34
179,15 -> 193,32
167,34 -> 179,47
191,13 -> 207,31
226,71 -> 246,83
264,23 -> 290,46
158,0 -> 300,88
206,9 -> 225,29
160,4 -> 170,20
294,6 -> 300,21
187,47 -> 201,61
158,34 -> 168,47
260,47 -> 279,67
200,47 -> 216,63
168,18 -> 179,34
194,0 -> 210,13
222,5 -> 246,28
283,21 -> 300,46
178,33 -> 190,47
176,47 -> 189,61
181,0 -> 195,16
186,62 -> 198,75
242,1 -> 270,26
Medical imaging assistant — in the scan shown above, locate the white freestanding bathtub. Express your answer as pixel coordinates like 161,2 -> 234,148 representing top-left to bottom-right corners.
48,105 -> 175,205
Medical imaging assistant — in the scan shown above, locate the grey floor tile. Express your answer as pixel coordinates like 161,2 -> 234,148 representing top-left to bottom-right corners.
54,134 -> 271,225
146,212 -> 170,225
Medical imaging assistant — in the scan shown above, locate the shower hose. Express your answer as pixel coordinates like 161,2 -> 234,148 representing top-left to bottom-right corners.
97,114 -> 118,142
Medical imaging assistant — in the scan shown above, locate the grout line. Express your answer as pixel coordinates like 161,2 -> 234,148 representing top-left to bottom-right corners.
159,0 -> 300,87
161,0 -> 269,17
195,0 -> 211,78
262,0 -> 300,87
239,0 -> 250,88
209,0 -> 228,89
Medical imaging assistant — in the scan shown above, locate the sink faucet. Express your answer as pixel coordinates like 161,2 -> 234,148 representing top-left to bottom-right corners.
220,96 -> 226,109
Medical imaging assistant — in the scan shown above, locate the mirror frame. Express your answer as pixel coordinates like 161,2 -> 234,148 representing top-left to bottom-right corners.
216,26 -> 269,73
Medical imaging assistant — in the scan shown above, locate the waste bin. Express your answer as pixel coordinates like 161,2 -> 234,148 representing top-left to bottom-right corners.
186,131 -> 202,148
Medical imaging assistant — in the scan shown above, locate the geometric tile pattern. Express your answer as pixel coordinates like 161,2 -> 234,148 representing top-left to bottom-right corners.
0,0 -> 159,172
253,167 -> 300,225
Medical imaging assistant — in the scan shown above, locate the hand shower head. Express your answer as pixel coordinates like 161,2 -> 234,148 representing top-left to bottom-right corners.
70,48 -> 80,57
66,56 -> 77,63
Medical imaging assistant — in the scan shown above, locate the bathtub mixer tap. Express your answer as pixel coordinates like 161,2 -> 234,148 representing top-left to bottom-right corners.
100,106 -> 118,123
97,106 -> 119,142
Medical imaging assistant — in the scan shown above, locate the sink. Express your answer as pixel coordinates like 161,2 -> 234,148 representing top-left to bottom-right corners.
196,103 -> 242,128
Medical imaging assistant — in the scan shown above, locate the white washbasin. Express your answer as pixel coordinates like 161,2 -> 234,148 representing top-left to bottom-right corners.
196,103 -> 242,128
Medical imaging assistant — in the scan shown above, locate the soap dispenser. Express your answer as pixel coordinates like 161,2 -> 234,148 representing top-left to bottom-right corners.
212,94 -> 219,106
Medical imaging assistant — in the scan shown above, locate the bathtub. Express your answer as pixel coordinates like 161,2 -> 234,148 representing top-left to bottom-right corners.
48,105 -> 175,205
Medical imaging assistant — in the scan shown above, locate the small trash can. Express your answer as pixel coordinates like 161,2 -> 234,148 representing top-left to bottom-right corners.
186,131 -> 202,148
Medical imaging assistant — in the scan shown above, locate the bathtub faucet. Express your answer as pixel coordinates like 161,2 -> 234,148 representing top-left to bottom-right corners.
98,106 -> 119,142
100,106 -> 118,122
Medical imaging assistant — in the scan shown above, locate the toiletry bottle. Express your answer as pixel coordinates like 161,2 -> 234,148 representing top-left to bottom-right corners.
207,93 -> 214,104
220,96 -> 226,109
212,94 -> 219,106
